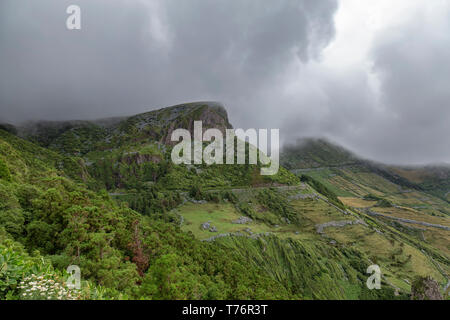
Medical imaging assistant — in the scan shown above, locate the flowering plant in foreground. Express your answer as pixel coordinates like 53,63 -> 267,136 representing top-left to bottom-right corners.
18,274 -> 80,300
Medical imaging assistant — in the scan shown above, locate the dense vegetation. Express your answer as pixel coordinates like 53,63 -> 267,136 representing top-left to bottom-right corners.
300,174 -> 345,209
1,104 -> 448,300
0,127 -> 360,300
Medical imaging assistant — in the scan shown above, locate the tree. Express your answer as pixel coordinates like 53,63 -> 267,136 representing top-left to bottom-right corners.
0,159 -> 11,181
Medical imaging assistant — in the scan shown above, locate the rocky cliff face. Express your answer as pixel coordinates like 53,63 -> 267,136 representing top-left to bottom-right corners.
411,276 -> 443,300
281,138 -> 361,170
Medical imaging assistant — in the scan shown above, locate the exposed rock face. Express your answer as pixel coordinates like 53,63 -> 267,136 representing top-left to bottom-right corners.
201,222 -> 218,233
201,222 -> 211,230
17,101 -> 233,154
411,276 -> 443,300
315,219 -> 368,234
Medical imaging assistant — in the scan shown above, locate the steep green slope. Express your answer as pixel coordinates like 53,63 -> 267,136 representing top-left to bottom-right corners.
173,183 -> 448,296
2,103 -> 448,300
387,165 -> 450,201
0,129 -> 291,299
280,137 -> 449,293
13,102 -> 296,193
217,236 -> 401,300
0,129 -> 88,183
18,102 -> 232,156
281,138 -> 361,170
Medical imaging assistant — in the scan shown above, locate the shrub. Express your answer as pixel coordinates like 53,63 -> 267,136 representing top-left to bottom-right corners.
0,159 -> 11,181
300,175 -> 345,209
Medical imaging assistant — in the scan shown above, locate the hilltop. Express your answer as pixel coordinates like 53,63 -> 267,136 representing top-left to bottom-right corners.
12,101 -> 232,156
1,102 -> 448,300
281,138 -> 450,202
387,165 -> 450,201
281,138 -> 361,170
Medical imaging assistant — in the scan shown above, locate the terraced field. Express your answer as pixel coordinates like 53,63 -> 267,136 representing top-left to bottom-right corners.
173,180 -> 448,296
177,201 -> 309,241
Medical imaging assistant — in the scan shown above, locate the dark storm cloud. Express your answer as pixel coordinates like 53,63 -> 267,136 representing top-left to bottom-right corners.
1,1 -> 448,165
0,0 -> 337,123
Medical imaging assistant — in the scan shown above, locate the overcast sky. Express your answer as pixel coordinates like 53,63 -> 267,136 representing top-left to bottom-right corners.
0,0 -> 449,165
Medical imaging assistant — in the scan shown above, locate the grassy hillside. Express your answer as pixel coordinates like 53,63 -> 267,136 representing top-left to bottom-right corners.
0,128 -> 407,300
0,129 -> 302,300
282,138 -> 361,170
387,165 -> 450,201
281,138 -> 449,297
1,104 -> 448,300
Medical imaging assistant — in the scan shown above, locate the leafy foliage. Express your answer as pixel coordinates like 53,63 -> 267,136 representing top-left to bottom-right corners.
300,174 -> 345,209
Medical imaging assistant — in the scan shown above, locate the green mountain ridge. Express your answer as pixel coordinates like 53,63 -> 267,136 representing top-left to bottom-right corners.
1,102 -> 448,300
